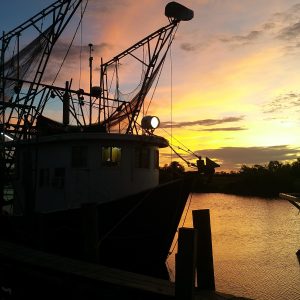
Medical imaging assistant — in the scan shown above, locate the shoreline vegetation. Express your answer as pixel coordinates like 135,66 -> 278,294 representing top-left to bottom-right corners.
160,159 -> 300,198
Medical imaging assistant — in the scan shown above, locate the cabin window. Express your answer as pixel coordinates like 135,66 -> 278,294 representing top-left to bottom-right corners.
39,168 -> 50,187
72,146 -> 87,168
135,147 -> 150,168
102,146 -> 121,167
52,168 -> 65,189
154,150 -> 159,169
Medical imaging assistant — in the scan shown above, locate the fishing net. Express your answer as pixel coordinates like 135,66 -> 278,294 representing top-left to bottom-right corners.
104,64 -> 160,130
2,27 -> 52,102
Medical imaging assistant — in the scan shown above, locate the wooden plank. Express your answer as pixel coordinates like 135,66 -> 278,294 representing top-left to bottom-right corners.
0,239 -> 174,296
0,240 -> 251,299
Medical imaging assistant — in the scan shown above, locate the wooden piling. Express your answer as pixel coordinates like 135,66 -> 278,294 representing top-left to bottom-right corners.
192,209 -> 215,291
175,227 -> 198,300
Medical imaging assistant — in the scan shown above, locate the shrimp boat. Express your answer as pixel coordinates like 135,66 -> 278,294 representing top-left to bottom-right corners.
0,1 -> 194,278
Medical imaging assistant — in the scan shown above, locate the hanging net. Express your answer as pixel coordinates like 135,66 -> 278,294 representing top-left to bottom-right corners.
2,26 -> 52,102
104,62 -> 161,130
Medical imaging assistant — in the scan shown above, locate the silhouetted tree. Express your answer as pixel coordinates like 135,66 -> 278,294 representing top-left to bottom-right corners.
236,159 -> 299,197
159,161 -> 186,182
291,158 -> 300,176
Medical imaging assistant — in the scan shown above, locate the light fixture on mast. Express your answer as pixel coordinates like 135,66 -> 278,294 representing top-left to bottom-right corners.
141,116 -> 160,133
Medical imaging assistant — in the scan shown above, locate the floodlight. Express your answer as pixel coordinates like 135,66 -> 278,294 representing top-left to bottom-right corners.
141,116 -> 160,130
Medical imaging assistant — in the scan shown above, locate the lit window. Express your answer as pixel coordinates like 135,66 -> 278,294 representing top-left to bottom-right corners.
102,146 -> 121,167
135,147 -> 150,168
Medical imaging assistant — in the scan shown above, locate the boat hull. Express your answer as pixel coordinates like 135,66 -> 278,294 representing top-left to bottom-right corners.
0,178 -> 191,278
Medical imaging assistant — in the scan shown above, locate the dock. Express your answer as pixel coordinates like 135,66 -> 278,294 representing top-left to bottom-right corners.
0,240 -> 249,299
0,210 -> 251,299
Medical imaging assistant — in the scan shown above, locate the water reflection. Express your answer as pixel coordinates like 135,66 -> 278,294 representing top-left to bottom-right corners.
167,193 -> 300,300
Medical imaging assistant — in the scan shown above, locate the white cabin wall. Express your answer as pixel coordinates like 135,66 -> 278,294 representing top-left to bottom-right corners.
35,143 -> 70,211
32,139 -> 160,212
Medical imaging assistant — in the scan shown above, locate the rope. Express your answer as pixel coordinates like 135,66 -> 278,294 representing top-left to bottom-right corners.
166,186 -> 195,280
145,56 -> 165,115
168,143 -> 197,168
167,193 -> 193,256
96,187 -> 156,247
145,27 -> 176,115
160,127 -> 199,157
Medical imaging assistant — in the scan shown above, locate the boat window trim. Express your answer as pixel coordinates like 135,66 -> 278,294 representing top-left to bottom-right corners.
71,146 -> 88,168
135,147 -> 150,169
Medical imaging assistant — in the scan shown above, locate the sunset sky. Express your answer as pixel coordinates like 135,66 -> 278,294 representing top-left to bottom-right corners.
1,0 -> 300,171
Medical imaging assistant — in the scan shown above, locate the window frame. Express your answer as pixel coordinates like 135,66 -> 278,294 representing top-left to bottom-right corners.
101,145 -> 122,167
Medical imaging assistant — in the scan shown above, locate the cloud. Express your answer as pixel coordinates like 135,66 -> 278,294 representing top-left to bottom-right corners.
277,21 -> 300,40
43,41 -> 112,83
86,0 -> 128,14
191,145 -> 299,170
160,116 -> 244,129
220,30 -> 263,45
263,91 -> 300,114
200,127 -> 247,132
218,3 -> 300,49
50,41 -> 111,64
179,40 -> 212,52
180,43 -> 197,52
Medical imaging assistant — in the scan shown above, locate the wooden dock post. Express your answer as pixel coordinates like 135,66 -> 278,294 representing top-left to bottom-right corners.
81,203 -> 99,263
192,209 -> 215,290
175,227 -> 198,300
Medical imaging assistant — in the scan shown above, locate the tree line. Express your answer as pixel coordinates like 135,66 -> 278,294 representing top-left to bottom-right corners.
231,159 -> 300,197
160,159 -> 300,197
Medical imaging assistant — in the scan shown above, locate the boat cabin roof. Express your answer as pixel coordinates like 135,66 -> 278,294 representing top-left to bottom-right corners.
16,132 -> 169,148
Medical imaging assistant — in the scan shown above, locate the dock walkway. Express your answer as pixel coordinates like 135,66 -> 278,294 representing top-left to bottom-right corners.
0,239 -> 250,299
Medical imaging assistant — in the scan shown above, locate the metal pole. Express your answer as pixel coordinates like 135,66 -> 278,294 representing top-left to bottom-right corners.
88,43 -> 93,125
0,31 -> 5,213
17,33 -> 20,82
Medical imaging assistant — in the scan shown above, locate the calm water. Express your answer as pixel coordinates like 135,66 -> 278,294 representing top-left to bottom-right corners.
166,193 -> 300,300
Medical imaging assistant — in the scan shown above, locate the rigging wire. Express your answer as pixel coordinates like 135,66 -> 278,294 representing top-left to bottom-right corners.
157,127 -> 200,167
170,35 -> 173,164
166,190 -> 194,280
51,0 -> 88,86
97,186 -> 157,247
168,143 -> 194,167
145,55 -> 166,115
145,25 -> 178,116
160,126 -> 198,157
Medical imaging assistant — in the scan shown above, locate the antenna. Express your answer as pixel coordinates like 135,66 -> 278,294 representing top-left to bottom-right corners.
89,43 -> 93,125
